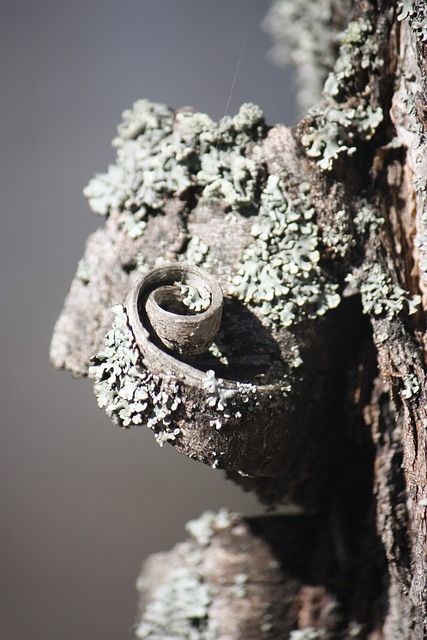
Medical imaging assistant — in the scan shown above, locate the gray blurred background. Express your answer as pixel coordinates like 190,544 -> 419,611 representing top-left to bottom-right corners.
0,2 -> 295,638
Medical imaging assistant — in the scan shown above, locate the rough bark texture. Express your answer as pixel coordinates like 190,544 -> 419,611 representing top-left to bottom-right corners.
51,0 -> 427,637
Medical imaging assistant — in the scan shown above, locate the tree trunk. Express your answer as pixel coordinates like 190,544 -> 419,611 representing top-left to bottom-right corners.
50,0 -> 427,637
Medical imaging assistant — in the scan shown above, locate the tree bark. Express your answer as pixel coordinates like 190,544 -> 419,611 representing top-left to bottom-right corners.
50,0 -> 427,637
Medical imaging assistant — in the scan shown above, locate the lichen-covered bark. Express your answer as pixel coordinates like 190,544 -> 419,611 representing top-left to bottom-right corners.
51,0 -> 427,637
135,510 -> 383,639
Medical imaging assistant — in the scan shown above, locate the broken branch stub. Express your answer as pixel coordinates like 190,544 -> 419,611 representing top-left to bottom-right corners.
50,102 -> 349,506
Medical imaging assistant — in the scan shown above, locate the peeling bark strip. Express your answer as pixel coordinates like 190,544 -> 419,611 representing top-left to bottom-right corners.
50,0 -> 427,637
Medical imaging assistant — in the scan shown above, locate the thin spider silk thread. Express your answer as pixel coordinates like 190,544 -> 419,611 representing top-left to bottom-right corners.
216,0 -> 257,148
180,0 -> 257,289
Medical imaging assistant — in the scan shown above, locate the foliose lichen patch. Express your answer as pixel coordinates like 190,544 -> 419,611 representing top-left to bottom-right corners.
135,547 -> 216,640
322,19 -> 381,99
321,207 -> 355,258
301,17 -> 383,171
302,104 -> 383,171
353,205 -> 384,236
262,0 -> 351,111
229,174 -> 341,327
179,236 -> 211,268
83,100 -> 266,239
89,305 -> 182,444
346,263 -> 421,323
136,510 -> 241,639
186,509 -> 237,546
202,370 -> 238,412
289,628 -> 322,640
402,373 -> 420,399
398,0 -> 427,41
89,305 -> 260,435
176,281 -> 211,313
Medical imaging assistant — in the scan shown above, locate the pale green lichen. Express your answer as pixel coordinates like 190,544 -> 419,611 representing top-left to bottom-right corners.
230,175 -> 341,327
197,148 -> 258,209
399,0 -> 416,20
202,370 -> 237,412
118,207 -> 148,239
208,327 -> 240,366
135,564 -> 215,640
353,205 -> 384,235
88,305 -> 182,440
185,509 -> 236,547
179,236 -> 210,268
346,264 -> 421,321
348,622 -> 364,637
83,100 -> 266,238
302,104 -> 383,171
135,252 -> 150,274
208,340 -> 229,366
232,573 -> 248,598
89,307 -> 257,434
402,374 -> 420,399
201,371 -> 258,431
75,252 -> 101,284
398,0 -> 427,41
301,16 -> 383,171
415,234 -> 427,281
262,0 -> 351,111
323,19 -> 380,99
136,511 -> 240,639
290,345 -> 303,368
322,208 -> 355,257
175,281 -> 211,313
289,629 -> 323,640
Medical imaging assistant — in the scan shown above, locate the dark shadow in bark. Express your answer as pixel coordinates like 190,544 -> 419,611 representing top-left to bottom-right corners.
241,296 -> 388,634
180,297 -> 285,383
